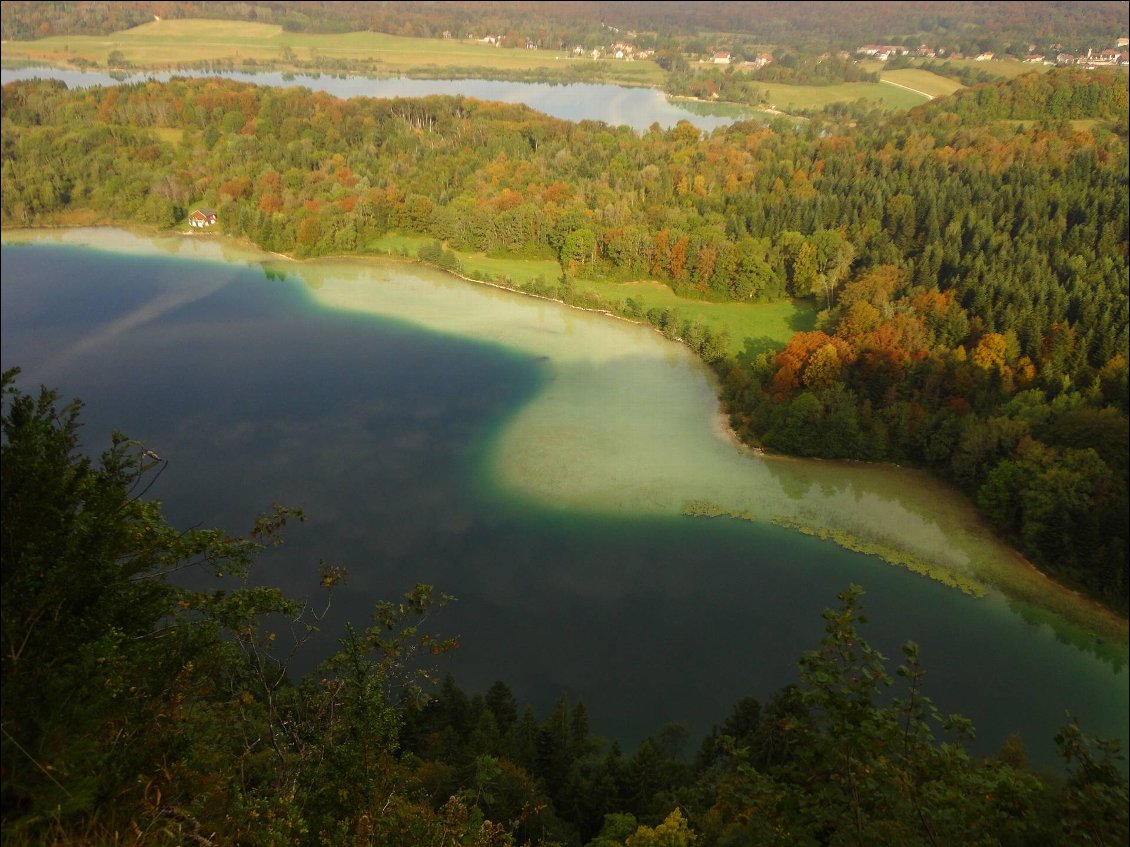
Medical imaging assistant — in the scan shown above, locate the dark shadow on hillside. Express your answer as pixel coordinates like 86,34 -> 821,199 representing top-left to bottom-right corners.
737,335 -> 784,368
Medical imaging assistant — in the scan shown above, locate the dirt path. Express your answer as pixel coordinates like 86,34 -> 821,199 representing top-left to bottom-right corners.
880,78 -> 934,99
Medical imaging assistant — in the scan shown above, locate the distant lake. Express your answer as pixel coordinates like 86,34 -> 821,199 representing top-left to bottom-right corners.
2,229 -> 1126,769
0,67 -> 761,132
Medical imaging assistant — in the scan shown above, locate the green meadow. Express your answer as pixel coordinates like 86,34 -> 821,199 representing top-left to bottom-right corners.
755,79 -> 929,111
879,68 -> 965,98
366,233 -> 813,355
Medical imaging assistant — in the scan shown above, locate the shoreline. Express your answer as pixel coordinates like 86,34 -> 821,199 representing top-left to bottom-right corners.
1,55 -> 663,94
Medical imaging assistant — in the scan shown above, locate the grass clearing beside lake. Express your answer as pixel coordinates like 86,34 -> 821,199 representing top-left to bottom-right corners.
367,233 -> 432,255
458,253 -> 562,287
572,279 -> 815,355
366,232 -> 812,355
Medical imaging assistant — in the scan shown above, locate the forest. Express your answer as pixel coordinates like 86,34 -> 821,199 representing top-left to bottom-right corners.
2,369 -> 1127,844
2,67 -> 1127,613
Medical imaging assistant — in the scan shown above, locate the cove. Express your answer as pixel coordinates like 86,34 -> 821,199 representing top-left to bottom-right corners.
1,228 -> 1127,768
0,68 -> 757,133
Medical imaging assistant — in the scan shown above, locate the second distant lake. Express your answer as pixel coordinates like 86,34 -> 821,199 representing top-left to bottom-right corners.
0,67 -> 761,132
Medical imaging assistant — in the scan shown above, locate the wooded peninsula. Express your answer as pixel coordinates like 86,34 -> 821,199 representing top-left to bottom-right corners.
2,2 -> 1129,842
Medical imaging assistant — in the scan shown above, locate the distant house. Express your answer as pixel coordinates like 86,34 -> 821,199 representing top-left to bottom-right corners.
1117,37 -> 1129,48
712,51 -> 731,64
974,51 -> 995,61
1024,53 -> 1046,63
754,52 -> 774,67
189,208 -> 217,228
859,44 -> 909,61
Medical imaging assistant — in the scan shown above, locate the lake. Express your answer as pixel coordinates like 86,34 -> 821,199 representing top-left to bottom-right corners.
1,228 -> 1126,768
0,67 -> 760,133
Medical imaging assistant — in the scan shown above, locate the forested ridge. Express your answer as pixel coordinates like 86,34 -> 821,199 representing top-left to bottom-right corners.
2,371 -> 1127,844
2,68 -> 1127,612
2,0 -> 1126,55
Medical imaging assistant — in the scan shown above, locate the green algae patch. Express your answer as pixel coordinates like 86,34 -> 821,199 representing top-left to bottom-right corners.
681,499 -> 757,522
772,517 -> 990,598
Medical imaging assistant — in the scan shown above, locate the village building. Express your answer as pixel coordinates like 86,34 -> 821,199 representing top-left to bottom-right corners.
857,44 -> 910,61
189,208 -> 217,228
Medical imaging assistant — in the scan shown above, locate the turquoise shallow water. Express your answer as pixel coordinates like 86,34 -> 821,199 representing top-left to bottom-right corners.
1,231 -> 1126,766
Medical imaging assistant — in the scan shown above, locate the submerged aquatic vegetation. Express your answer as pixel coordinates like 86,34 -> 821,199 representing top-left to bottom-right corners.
772,517 -> 990,597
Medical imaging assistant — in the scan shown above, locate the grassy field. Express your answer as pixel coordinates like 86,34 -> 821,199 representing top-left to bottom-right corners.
755,79 -> 929,111
862,57 -> 1051,82
366,233 -> 812,355
573,278 -> 814,355
879,68 -> 964,98
928,57 -> 1052,79
0,18 -> 665,86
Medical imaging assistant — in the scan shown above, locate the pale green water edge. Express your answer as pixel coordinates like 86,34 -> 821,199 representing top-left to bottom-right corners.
4,227 -> 1127,663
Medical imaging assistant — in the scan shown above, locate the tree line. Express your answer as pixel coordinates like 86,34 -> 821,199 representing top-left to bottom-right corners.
3,0 -> 1126,57
2,371 -> 1126,844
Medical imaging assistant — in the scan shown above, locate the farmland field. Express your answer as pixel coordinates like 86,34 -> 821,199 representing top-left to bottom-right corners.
879,68 -> 965,98
0,18 -> 666,86
755,79 -> 929,111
